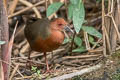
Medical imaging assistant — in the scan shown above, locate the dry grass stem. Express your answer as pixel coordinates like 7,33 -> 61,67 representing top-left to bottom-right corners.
8,0 -> 46,18
19,0 -> 41,18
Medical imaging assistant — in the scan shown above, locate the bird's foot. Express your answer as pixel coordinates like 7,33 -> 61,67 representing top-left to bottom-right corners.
44,69 -> 54,74
45,70 -> 52,73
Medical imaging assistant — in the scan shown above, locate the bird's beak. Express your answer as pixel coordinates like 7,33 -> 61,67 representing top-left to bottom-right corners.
63,25 -> 74,39
64,25 -> 74,34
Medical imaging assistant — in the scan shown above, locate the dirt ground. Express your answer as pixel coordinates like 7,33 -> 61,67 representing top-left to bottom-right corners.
73,51 -> 120,80
11,49 -> 120,80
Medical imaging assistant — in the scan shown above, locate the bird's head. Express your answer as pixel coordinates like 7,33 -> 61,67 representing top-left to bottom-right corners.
50,18 -> 73,33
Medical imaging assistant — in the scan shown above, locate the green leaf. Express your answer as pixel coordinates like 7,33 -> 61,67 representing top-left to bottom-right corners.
31,66 -> 37,71
73,1 -> 85,33
89,35 -> 96,45
70,0 -> 80,5
89,35 -> 100,46
82,26 -> 102,38
68,3 -> 74,20
37,70 -> 41,75
72,46 -> 86,53
47,2 -> 63,17
63,38 -> 70,44
0,41 -> 5,45
74,36 -> 82,47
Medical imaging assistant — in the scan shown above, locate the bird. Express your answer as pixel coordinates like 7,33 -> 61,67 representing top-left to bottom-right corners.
24,17 -> 72,72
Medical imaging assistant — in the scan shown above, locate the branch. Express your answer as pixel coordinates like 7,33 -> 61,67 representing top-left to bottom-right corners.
49,64 -> 102,80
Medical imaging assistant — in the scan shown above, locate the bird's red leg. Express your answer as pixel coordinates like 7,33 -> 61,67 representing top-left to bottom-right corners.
44,52 -> 50,73
26,50 -> 32,69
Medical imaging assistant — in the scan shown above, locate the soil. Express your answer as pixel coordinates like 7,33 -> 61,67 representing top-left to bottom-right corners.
74,50 -> 120,80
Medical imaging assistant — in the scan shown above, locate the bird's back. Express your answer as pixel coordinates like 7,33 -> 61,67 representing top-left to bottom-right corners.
24,18 -> 51,49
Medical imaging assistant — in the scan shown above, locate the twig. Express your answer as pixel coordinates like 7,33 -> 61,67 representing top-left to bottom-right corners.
88,47 -> 103,53
16,70 -> 24,79
0,62 -> 4,80
62,54 -> 101,59
19,42 -> 29,54
117,0 -> 120,14
92,38 -> 102,49
84,32 -> 91,50
111,15 -> 120,41
111,0 -> 114,13
70,32 -> 76,53
15,76 -> 33,80
62,57 -> 101,66
0,0 -> 10,79
8,0 -> 19,15
11,53 -> 43,60
15,24 -> 25,38
9,64 -> 19,80
49,64 -> 102,80
8,0 -> 46,18
108,0 -> 111,12
3,0 -> 7,10
102,0 -> 107,56
45,0 -> 48,11
19,0 -> 41,18
4,21 -> 18,79
62,61 -> 80,67
103,23 -> 111,53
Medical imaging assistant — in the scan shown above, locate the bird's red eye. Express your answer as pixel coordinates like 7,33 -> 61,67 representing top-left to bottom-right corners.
58,24 -> 63,26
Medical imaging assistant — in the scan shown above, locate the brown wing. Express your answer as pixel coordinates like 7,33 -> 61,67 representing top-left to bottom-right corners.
24,18 -> 51,49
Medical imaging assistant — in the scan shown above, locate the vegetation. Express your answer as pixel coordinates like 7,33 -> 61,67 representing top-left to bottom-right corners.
0,0 -> 120,80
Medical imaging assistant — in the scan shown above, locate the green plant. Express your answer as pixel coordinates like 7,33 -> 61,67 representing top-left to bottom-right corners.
47,0 -> 102,53
47,0 -> 85,34
72,26 -> 102,53
68,0 -> 85,33
82,26 -> 102,38
47,2 -> 63,17
72,36 -> 86,53
31,66 -> 41,79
